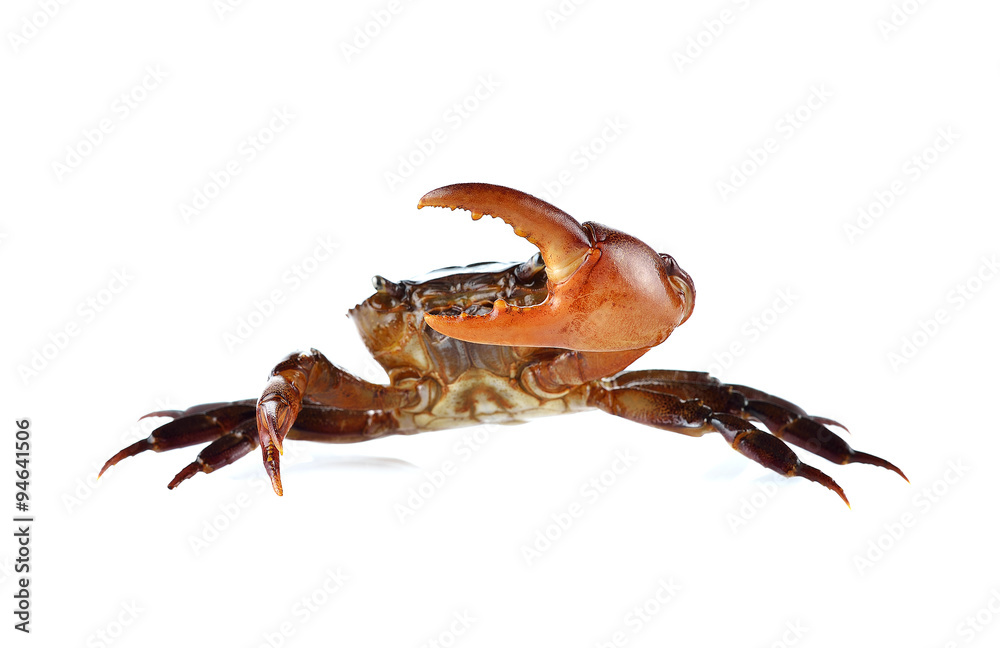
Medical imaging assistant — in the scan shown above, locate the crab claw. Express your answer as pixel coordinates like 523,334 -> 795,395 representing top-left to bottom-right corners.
418,183 -> 695,352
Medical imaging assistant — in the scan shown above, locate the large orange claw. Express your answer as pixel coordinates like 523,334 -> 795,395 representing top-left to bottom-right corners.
418,183 -> 695,352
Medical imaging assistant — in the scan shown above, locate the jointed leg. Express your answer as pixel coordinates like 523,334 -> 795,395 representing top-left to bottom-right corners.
100,401 -> 408,492
101,349 -> 419,494
589,370 -> 906,506
100,402 -> 256,479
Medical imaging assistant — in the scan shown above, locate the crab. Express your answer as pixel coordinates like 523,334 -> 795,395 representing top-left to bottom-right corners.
101,183 -> 906,504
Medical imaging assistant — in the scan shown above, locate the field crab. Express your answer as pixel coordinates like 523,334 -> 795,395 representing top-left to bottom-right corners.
101,183 -> 905,504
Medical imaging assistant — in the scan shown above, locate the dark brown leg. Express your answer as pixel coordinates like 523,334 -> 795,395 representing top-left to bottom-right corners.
101,347 -> 421,494
588,370 -> 906,506
166,417 -> 259,489
100,401 -> 407,492
99,402 -> 257,479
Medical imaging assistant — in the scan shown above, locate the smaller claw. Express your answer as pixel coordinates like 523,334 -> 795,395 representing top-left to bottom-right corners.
263,441 -> 283,496
256,397 -> 285,454
256,395 -> 293,495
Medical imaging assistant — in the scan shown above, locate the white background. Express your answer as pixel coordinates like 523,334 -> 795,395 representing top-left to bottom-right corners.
2,1 -> 999,646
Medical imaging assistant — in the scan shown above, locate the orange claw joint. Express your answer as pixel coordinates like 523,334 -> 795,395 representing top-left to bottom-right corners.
417,183 -> 695,352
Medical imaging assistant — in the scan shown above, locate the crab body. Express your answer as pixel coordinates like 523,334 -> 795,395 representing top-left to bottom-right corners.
102,183 -> 905,503
351,255 -> 590,431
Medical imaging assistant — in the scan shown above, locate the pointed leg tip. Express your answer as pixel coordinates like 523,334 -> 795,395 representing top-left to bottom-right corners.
796,463 -> 850,508
812,416 -> 850,434
831,482 -> 851,509
887,462 -> 909,483
809,474 -> 850,508
141,409 -> 183,420
851,451 -> 908,483
878,457 -> 909,483
167,462 -> 200,489
99,439 -> 151,479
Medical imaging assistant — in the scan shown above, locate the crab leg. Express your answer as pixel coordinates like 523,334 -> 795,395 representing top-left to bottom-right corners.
167,408 -> 405,490
255,348 -> 421,494
588,384 -> 851,505
100,400 -> 408,491
101,349 -> 419,494
99,402 -> 256,479
167,418 -> 259,488
586,371 -> 907,506
607,371 -> 906,479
